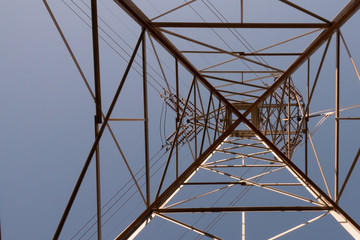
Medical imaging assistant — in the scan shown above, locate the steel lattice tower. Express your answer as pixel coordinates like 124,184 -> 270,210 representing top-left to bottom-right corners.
46,0 -> 360,239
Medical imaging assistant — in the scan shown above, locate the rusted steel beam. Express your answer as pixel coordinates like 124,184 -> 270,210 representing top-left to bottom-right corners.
182,51 -> 302,56
156,206 -> 331,213
151,22 -> 330,28
183,182 -> 302,186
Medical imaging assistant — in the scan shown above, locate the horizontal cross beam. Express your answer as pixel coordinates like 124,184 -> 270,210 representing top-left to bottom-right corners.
156,206 -> 331,213
183,182 -> 302,186
151,22 -> 331,28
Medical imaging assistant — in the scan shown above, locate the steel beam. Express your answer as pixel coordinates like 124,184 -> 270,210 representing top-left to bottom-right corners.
183,182 -> 302,186
151,22 -> 330,28
155,213 -> 223,240
94,117 -> 102,240
335,29 -> 340,201
337,148 -> 360,202
182,51 -> 302,56
305,58 -> 310,176
142,29 -> 150,206
242,212 -> 245,240
91,0 -> 102,124
155,206 -> 331,213
175,59 -> 179,177
201,71 -> 280,73
279,0 -> 331,24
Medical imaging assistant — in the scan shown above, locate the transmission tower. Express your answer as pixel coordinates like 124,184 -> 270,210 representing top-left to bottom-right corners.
46,0 -> 360,239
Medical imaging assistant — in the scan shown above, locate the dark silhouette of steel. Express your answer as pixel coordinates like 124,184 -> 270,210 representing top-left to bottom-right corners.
150,22 -> 330,28
91,0 -> 102,124
335,29 -> 341,201
142,28 -> 150,206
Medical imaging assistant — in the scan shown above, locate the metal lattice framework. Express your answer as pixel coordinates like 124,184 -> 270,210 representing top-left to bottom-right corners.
44,0 -> 360,239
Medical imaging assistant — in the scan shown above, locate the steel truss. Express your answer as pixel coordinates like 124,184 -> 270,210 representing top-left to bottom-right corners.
48,0 -> 360,239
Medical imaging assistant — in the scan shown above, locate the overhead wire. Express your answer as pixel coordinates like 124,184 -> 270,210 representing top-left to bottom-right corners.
62,0 -> 164,94
206,0 -> 312,69
75,111 -> 201,238
200,0 -> 320,109
145,0 -> 233,88
143,0 -> 230,177
293,104 -> 360,152
89,148 -> 185,240
98,0 -> 211,165
145,0 -> 215,86
72,147 -> 167,240
96,0 -> 196,94
201,0 -> 296,102
171,0 -> 270,99
50,0 -> 190,236
145,0 -> 247,122
151,0 -> 197,21
179,0 -> 234,51
194,161 -> 298,240
147,34 -> 174,93
177,155 -> 280,240
89,0 -> 176,95
96,0 -> 210,156
201,0 -> 274,78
